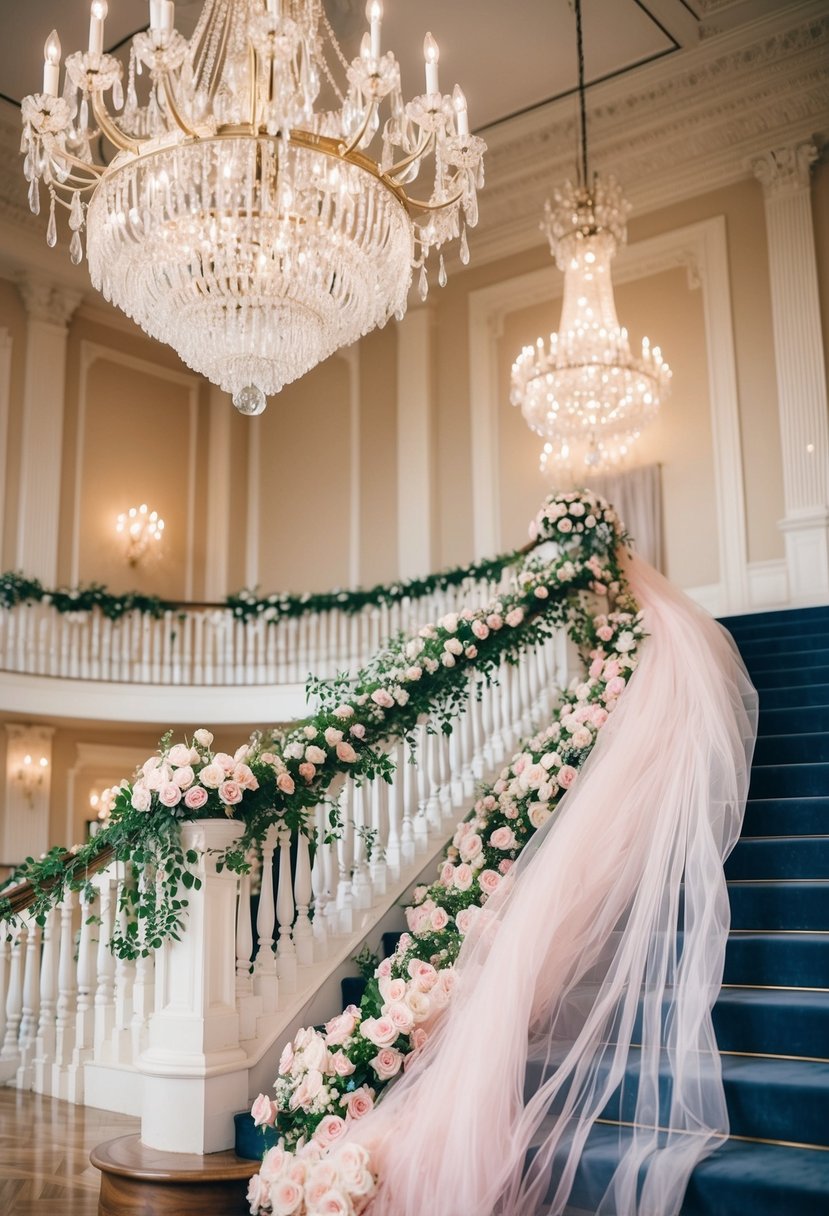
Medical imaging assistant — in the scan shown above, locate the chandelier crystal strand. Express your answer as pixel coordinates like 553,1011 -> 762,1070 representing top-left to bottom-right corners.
20,1 -> 485,414
511,177 -> 671,472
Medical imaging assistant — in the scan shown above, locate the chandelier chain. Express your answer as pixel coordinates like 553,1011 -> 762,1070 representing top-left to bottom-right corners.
575,0 -> 589,188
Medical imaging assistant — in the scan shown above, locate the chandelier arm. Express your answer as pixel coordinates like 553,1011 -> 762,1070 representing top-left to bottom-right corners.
48,146 -> 105,179
90,90 -> 142,155
338,96 -> 379,159
160,71 -> 198,140
385,130 -> 435,180
404,183 -> 465,213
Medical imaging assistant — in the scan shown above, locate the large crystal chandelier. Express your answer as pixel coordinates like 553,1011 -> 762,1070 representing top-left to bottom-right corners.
510,0 -> 669,473
21,2 -> 485,415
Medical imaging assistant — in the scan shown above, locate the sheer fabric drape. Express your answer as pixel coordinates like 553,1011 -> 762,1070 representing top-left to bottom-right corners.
586,465 -> 664,570
347,553 -> 757,1216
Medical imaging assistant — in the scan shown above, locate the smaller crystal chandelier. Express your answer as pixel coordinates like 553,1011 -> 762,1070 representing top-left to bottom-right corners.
116,503 -> 165,565
15,753 -> 49,807
510,0 -> 670,474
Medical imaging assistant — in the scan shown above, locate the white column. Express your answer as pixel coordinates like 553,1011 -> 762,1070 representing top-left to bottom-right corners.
2,724 -> 54,865
396,304 -> 436,578
335,344 -> 361,588
752,141 -> 829,602
204,386 -> 232,600
14,274 -> 81,583
138,820 -> 249,1154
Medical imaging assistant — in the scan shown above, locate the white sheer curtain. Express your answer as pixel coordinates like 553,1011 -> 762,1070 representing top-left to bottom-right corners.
585,464 -> 663,571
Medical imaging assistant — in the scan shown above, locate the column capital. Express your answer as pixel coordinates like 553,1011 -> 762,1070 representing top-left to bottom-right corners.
15,271 -> 82,327
750,140 -> 819,199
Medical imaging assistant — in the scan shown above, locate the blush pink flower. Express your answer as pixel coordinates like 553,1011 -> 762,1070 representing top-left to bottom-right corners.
454,863 -> 473,891
431,906 -> 449,931
371,1047 -> 403,1080
371,688 -> 395,709
305,745 -> 326,765
336,741 -> 358,763
349,724 -> 366,740
278,1041 -> 294,1075
479,869 -> 501,896
219,780 -> 243,806
198,762 -> 224,789
130,784 -> 151,812
557,765 -> 577,789
329,1050 -> 356,1076
158,782 -> 182,808
183,785 -> 208,811
360,1016 -> 398,1048
314,1114 -> 348,1148
606,676 -> 626,697
251,1093 -> 277,1128
277,772 -> 295,795
325,1008 -> 358,1046
490,826 -> 516,850
505,607 -> 524,628
341,1085 -> 374,1121
324,726 -> 343,746
471,619 -> 490,641
298,762 -> 316,783
386,1001 -> 414,1034
486,613 -> 503,631
333,704 -> 354,719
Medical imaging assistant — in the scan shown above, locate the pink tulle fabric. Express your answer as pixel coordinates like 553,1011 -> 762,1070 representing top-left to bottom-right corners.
348,553 -> 758,1215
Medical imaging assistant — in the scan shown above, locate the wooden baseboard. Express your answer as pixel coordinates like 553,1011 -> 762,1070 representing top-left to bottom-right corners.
90,1134 -> 258,1216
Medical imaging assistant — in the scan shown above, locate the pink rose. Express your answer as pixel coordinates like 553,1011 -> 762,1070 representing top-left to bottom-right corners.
130,784 -> 151,812
597,625 -> 613,642
158,782 -> 182,808
371,1047 -> 403,1080
431,906 -> 449,931
260,1145 -> 287,1182
386,1001 -> 414,1034
440,861 -> 456,886
233,763 -> 258,790
214,752 -> 235,773
472,619 -> 490,641
606,676 -> 626,697
505,607 -> 524,628
380,976 -> 407,1004
490,826 -> 516,850
329,1050 -> 356,1076
314,1114 -> 348,1147
219,780 -> 243,806
371,688 -> 395,708
184,785 -> 209,811
376,957 -> 392,978
247,1174 -> 270,1215
310,1192 -> 349,1216
324,726 -> 343,746
336,741 -> 357,763
298,762 -> 316,782
479,869 -> 501,896
333,704 -> 355,719
456,906 -> 480,935
342,1085 -> 374,1121
558,517 -> 573,533
277,772 -> 296,795
278,1041 -> 294,1075
406,666 -> 422,681
407,960 -> 438,991
169,743 -> 197,768
360,1016 -> 397,1048
411,1027 -> 428,1051
557,765 -> 577,788
173,765 -> 195,790
349,724 -> 366,740
499,858 -> 513,874
251,1093 -> 277,1128
198,763 -> 223,789
305,745 -> 326,765
325,1008 -> 358,1046
486,614 -> 503,631
269,1179 -> 303,1214
454,863 -> 473,891
534,586 -> 549,599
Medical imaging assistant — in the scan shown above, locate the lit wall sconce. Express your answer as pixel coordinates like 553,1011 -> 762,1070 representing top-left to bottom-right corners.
16,752 -> 49,807
115,503 -> 165,566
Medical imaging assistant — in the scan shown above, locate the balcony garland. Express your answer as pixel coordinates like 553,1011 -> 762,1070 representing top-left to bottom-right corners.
0,546 -> 525,625
0,492 -> 635,984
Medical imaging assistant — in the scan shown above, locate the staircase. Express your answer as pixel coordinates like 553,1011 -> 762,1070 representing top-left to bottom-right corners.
236,606 -> 829,1212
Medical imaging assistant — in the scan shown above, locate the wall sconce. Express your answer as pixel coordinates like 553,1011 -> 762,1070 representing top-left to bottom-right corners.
16,752 -> 49,806
115,503 -> 165,566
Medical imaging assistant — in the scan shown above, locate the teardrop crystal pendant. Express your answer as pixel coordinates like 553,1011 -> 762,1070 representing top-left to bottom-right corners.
418,263 -> 429,301
460,225 -> 470,266
69,229 -> 83,265
28,177 -> 40,216
69,190 -> 84,232
46,195 -> 57,247
438,254 -> 447,288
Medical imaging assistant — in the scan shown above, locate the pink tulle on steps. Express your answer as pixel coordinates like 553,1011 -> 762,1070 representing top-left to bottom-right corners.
346,554 -> 757,1216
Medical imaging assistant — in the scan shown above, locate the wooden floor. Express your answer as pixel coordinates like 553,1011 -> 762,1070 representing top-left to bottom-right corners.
0,1087 -> 139,1215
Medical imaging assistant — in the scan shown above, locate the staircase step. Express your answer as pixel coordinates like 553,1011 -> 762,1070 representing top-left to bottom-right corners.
720,606 -> 829,633
737,633 -> 829,658
341,975 -> 366,1008
748,763 -> 829,799
759,705 -> 829,735
747,663 -> 829,689
758,683 -> 829,709
742,797 -> 829,836
752,733 -> 829,765
724,932 -> 829,988
725,835 -> 829,880
713,988 -> 829,1058
552,1123 -> 829,1216
727,880 -> 829,931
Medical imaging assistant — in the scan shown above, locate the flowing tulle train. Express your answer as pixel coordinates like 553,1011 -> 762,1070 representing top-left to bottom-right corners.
346,553 -> 757,1215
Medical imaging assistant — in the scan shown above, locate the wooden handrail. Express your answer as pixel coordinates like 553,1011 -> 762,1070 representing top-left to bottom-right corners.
1,843 -> 116,919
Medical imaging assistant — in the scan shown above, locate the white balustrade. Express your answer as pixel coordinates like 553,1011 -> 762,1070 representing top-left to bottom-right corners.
0,626 -> 564,1152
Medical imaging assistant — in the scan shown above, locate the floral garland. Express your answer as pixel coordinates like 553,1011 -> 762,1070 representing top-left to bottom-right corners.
0,546 -> 524,626
243,494 -> 643,1212
0,493 -> 628,984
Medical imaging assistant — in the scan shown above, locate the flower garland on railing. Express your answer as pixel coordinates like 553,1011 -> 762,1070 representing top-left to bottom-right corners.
0,493 -> 630,986
0,545 -> 525,626
242,497 -> 642,1213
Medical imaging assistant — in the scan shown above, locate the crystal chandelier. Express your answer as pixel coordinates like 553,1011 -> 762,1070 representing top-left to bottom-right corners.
510,0 -> 670,473
21,2 -> 485,415
115,502 -> 165,565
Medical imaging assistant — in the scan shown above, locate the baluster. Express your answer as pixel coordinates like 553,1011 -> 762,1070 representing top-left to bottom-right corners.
293,831 -> 314,968
0,930 -> 8,1047
66,886 -> 98,1102
112,881 -> 136,1065
519,646 -> 534,735
1,923 -> 24,1062
470,680 -> 485,778
336,780 -> 355,933
16,913 -> 41,1087
460,698 -> 476,798
369,779 -> 388,897
351,783 -> 373,909
310,806 -> 330,961
438,729 -> 454,819
275,828 -> 297,995
253,827 -> 279,1011
130,871 -> 154,1060
93,870 -> 116,1054
400,738 -> 417,866
414,725 -> 431,849
235,869 -> 254,997
425,731 -> 442,835
51,892 -> 77,1098
32,906 -> 58,1093
449,720 -> 465,807
386,749 -> 402,879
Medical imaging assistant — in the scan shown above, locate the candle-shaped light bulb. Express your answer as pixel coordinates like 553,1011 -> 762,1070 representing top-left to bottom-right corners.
360,31 -> 371,62
423,32 -> 440,94
149,0 -> 163,29
43,30 -> 61,95
452,84 -> 469,137
366,0 -> 383,59
89,0 -> 108,56
161,1 -> 175,34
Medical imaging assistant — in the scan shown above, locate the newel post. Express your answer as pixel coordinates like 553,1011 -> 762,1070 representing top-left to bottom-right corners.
138,820 -> 249,1154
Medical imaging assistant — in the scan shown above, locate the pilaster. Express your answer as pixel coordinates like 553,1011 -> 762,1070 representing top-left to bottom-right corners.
396,304 -> 436,578
14,274 -> 82,583
2,724 -> 54,866
752,141 -> 829,602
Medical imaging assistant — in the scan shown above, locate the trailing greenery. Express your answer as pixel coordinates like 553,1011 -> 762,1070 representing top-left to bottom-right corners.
0,545 -> 526,625
0,492 -> 628,974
